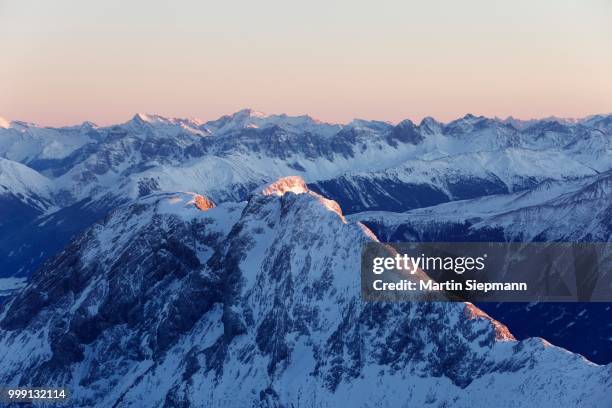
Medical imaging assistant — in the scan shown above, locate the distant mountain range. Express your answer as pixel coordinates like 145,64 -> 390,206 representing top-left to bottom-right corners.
0,110 -> 611,406
1,110 -> 609,278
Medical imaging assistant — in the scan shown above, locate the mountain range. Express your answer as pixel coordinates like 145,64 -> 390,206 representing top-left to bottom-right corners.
0,110 -> 611,406
1,110 -> 609,277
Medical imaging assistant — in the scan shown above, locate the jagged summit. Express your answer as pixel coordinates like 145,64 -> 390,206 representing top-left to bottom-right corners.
0,157 -> 52,199
418,116 -> 443,134
0,118 -> 37,130
256,176 -> 346,221
419,116 -> 440,126
4,111 -> 612,133
120,113 -> 210,138
222,108 -> 322,123
0,116 -> 11,129
127,112 -> 204,127
259,176 -> 309,196
202,108 -> 341,137
132,112 -> 162,124
232,108 -> 267,119
1,109 -> 611,291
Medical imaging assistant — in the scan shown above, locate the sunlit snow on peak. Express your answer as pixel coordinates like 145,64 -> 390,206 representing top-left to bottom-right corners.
260,176 -> 309,197
0,116 -> 11,129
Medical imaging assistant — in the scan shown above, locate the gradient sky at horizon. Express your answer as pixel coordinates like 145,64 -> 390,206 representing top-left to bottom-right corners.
1,0 -> 611,126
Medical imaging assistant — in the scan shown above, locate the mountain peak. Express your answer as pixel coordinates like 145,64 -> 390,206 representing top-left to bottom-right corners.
233,108 -> 267,119
204,109 -> 341,136
131,112 -> 171,125
257,176 -> 347,222
129,113 -> 204,126
0,116 -> 10,129
396,118 -> 417,128
80,120 -> 97,129
419,116 -> 443,134
454,113 -> 487,125
419,116 -> 441,127
260,176 -> 309,197
122,113 -> 209,137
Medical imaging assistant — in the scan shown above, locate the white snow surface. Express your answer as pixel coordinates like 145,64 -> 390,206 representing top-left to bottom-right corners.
0,157 -> 53,206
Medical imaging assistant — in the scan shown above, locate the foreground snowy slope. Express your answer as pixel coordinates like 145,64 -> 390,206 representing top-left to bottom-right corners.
0,177 -> 610,407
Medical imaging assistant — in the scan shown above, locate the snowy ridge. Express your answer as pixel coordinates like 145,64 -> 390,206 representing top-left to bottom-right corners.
0,120 -> 95,163
258,176 -> 345,221
0,116 -> 11,129
122,113 -> 211,137
0,157 -> 54,212
203,108 -> 342,137
0,157 -> 52,198
352,171 -> 611,242
259,175 -> 310,196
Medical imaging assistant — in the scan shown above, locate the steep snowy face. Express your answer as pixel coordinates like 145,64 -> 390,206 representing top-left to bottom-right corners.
121,113 -> 211,137
582,114 -> 612,133
0,157 -> 53,207
350,170 -> 612,365
258,176 -> 345,221
0,179 -> 610,407
310,148 -> 599,214
0,158 -> 55,250
444,114 -> 518,146
353,171 -> 612,243
0,191 -> 244,378
0,121 -> 97,164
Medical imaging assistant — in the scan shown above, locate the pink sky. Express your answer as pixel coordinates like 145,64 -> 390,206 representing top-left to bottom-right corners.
1,0 -> 611,126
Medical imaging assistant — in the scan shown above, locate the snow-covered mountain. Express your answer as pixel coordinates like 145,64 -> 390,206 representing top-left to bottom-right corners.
350,171 -> 612,363
0,177 -> 610,407
0,110 -> 610,371
351,171 -> 611,243
311,148 -> 599,214
0,158 -> 56,274
0,157 -> 54,211
0,119 -> 98,166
